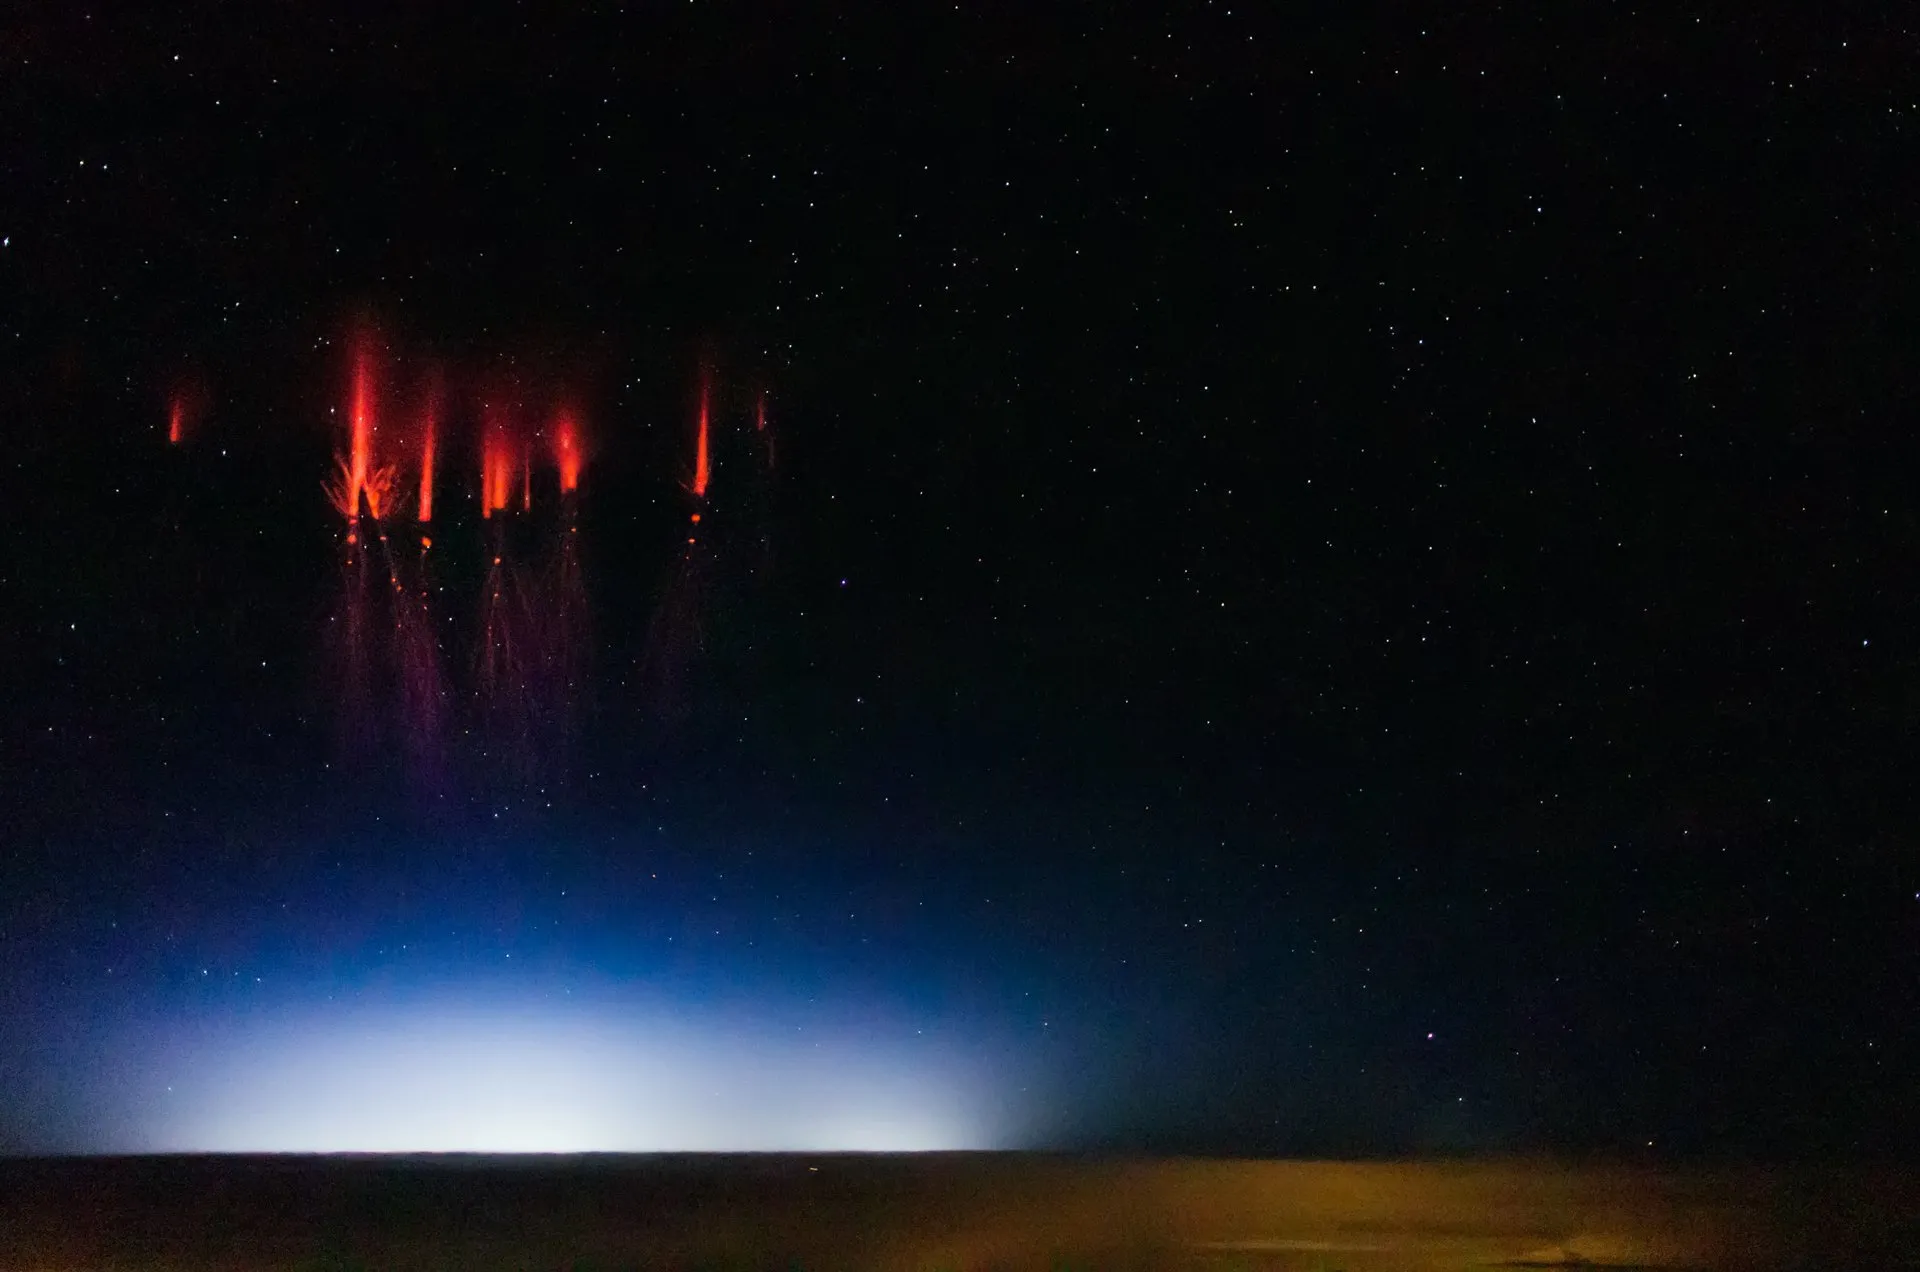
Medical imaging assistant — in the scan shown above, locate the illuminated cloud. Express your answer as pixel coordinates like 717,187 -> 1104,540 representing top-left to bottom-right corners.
126,992 -> 1021,1153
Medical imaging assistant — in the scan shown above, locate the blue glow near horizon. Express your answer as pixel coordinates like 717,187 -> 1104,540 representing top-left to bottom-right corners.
113,987 -> 1030,1154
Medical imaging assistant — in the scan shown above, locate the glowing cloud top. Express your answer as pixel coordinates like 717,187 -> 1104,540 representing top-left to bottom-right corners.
124,992 -> 1026,1154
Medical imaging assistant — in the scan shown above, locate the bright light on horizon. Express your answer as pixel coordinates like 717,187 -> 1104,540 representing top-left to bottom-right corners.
117,995 -> 1022,1155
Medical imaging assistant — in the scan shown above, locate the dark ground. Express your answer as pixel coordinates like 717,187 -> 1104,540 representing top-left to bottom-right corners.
1,1154 -> 1915,1271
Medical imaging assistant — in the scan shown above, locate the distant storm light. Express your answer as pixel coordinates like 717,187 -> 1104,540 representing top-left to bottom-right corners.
136,1000 -> 1012,1153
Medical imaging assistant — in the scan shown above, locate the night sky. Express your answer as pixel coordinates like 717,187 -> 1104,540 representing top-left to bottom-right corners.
1,7 -> 1915,1157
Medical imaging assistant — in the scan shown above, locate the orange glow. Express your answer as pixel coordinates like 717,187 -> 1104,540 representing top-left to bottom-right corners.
482,415 -> 515,518
693,379 -> 711,498
554,411 -> 583,493
167,398 -> 184,444
418,418 -> 436,522
326,447 -> 395,523
418,378 -> 439,523
349,343 -> 373,515
326,337 -> 394,524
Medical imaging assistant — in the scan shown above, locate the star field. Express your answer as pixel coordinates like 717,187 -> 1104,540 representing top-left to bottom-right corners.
0,6 -> 1914,1156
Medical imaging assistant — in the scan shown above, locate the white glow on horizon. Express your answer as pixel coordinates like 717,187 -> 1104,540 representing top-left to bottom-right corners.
128,995 -> 1019,1154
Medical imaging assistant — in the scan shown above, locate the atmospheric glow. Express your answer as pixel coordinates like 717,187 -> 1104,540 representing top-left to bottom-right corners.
482,413 -> 515,517
127,993 -> 1019,1154
554,409 -> 583,493
418,382 -> 438,523
692,378 -> 711,498
349,342 -> 378,517
325,341 -> 395,529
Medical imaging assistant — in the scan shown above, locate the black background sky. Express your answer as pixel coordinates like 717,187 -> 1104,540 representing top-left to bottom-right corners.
1,5 -> 1916,1156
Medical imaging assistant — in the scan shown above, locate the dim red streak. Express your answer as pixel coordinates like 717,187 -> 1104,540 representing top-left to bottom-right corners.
350,345 -> 375,517
482,417 -> 514,518
419,415 -> 436,523
554,412 -> 582,494
692,380 -> 711,499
